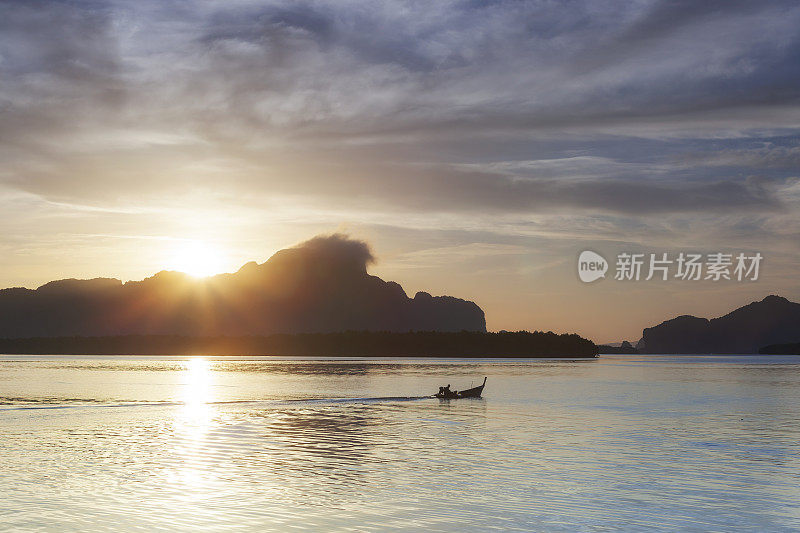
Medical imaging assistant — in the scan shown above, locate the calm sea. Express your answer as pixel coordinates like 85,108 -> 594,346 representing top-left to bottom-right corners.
1,355 -> 799,531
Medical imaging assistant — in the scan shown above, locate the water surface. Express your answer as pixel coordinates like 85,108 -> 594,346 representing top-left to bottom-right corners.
1,355 -> 799,531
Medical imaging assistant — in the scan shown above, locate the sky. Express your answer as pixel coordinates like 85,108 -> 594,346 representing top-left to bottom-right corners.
1,0 -> 799,342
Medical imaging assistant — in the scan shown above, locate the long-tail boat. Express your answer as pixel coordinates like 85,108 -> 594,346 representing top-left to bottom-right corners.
434,377 -> 486,399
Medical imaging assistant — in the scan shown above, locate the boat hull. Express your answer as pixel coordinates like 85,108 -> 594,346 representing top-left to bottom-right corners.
434,377 -> 486,399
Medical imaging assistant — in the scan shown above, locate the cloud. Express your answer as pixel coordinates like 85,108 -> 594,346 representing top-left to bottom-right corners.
680,146 -> 800,169
0,0 -> 799,299
5,0 -> 800,140
220,156 -> 782,215
289,233 -> 375,272
1,1 -> 798,205
0,1 -> 124,141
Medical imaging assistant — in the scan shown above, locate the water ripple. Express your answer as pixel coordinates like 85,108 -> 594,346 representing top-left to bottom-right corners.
1,356 -> 799,531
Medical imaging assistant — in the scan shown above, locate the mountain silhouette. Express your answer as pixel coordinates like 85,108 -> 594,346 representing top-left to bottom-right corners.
759,342 -> 800,355
637,295 -> 800,354
0,234 -> 486,337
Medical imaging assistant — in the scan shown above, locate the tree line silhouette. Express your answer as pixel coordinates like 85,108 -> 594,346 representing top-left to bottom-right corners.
0,330 -> 598,357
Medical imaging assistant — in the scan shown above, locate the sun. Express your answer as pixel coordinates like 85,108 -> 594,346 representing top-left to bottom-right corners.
168,240 -> 226,278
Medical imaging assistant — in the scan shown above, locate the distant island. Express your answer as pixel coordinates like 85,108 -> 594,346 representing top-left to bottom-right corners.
0,234 -> 485,337
0,233 -> 599,357
637,295 -> 800,354
597,341 -> 638,354
0,331 -> 598,358
759,343 -> 800,355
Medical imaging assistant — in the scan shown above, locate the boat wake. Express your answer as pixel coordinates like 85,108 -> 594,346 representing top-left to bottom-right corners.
0,395 -> 433,411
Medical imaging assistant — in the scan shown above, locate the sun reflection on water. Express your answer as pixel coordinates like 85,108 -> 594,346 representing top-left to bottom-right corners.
179,357 -> 214,432
173,357 -> 216,496
183,357 -> 212,403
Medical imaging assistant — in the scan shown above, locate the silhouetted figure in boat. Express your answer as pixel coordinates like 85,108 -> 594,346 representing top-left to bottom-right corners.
434,378 -> 486,399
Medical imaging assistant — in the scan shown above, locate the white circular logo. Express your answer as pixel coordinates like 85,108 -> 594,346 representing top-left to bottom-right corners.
578,251 -> 608,283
